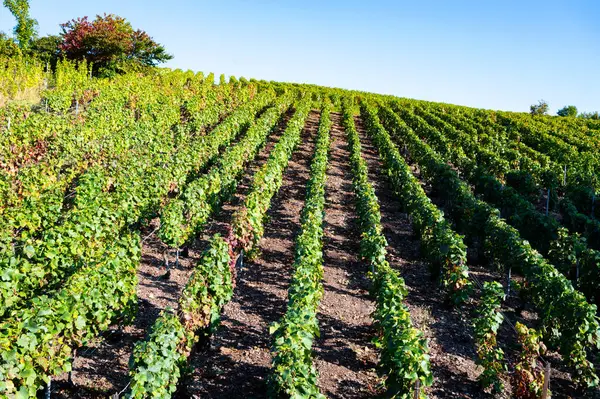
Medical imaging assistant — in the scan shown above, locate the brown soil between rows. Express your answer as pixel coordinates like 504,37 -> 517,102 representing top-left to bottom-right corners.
353,116 -> 486,398
419,181 -> 580,398
423,190 -> 582,396
47,107 -> 595,398
182,110 -> 320,398
312,112 -> 380,398
401,148 -> 585,396
51,109 -> 295,399
52,217 -> 201,399
377,112 -> 586,397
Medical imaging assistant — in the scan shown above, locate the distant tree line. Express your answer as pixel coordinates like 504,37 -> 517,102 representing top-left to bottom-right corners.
577,111 -> 600,120
530,100 -> 598,119
1,0 -> 172,76
557,105 -> 577,117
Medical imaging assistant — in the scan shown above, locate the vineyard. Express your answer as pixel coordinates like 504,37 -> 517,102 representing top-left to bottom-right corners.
1,59 -> 600,399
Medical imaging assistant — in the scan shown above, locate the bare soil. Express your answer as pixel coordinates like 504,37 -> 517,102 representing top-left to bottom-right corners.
182,110 -> 320,398
51,220 -> 204,398
312,112 -> 380,398
416,162 -> 583,398
368,114 -> 588,398
48,109 -> 596,399
51,110 -> 294,398
353,116 -> 486,398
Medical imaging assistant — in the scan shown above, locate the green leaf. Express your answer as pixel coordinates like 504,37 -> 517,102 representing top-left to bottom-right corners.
23,245 -> 35,259
15,386 -> 29,399
75,316 -> 86,330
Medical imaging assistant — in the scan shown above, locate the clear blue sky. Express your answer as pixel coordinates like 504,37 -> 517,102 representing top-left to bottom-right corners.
1,0 -> 598,114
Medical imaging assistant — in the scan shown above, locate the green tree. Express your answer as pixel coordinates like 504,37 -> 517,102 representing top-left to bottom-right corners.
0,32 -> 21,57
30,35 -> 61,69
557,105 -> 577,117
579,111 -> 599,120
530,100 -> 549,116
3,0 -> 37,51
59,14 -> 172,76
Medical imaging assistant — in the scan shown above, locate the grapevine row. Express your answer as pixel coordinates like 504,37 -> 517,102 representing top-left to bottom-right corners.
128,235 -> 233,398
343,98 -> 433,397
0,233 -> 140,397
404,105 -> 600,303
231,96 -> 313,256
158,92 -> 294,250
358,101 -> 471,304
377,103 -> 599,387
269,100 -> 331,399
0,89 -> 274,397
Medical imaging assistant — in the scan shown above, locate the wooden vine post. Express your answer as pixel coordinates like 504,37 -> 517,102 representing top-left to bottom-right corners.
45,377 -> 51,399
541,362 -> 551,399
68,348 -> 77,385
236,250 -> 245,275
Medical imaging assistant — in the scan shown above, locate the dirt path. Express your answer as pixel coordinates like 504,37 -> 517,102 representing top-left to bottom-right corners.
353,116 -> 485,398
51,111 -> 294,398
183,110 -> 320,398
311,112 -> 380,398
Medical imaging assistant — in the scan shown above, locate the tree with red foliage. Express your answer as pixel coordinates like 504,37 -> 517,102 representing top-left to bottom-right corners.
59,14 -> 172,76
